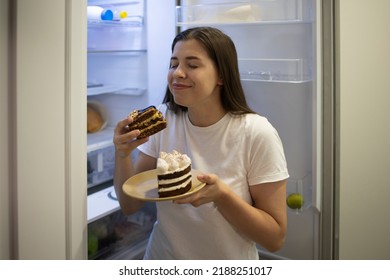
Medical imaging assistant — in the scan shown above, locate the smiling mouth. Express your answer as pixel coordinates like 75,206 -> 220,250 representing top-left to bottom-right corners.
172,83 -> 191,90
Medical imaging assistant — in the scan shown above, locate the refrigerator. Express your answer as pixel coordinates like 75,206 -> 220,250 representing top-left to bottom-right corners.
86,0 -> 326,260
86,0 -> 176,259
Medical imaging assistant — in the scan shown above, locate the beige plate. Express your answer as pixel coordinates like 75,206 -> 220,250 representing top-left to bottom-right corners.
122,169 -> 206,201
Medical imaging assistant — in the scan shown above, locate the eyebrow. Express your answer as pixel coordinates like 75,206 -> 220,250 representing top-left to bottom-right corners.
170,56 -> 201,61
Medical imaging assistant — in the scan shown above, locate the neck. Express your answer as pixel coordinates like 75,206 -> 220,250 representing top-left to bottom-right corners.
187,104 -> 226,127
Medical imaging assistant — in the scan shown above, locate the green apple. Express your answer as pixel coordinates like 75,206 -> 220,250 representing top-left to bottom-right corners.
286,193 -> 304,210
88,233 -> 99,258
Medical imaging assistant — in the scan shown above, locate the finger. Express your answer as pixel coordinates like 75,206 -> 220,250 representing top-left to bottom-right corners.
173,193 -> 196,204
174,196 -> 204,208
113,129 -> 140,145
124,135 -> 149,151
114,116 -> 134,134
134,136 -> 149,147
197,173 -> 217,184
114,135 -> 149,159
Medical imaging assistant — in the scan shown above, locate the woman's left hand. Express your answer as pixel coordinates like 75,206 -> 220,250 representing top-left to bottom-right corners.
175,172 -> 288,252
173,173 -> 228,207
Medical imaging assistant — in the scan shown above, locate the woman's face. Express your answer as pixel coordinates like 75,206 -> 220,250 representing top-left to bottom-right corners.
167,39 -> 222,109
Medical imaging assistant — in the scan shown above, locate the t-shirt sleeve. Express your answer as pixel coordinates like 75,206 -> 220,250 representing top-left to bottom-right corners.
247,116 -> 289,186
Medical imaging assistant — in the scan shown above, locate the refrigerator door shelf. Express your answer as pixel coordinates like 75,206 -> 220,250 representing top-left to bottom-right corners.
88,85 -> 146,96
239,58 -> 312,83
87,126 -> 114,153
87,52 -> 147,93
176,0 -> 313,26
87,16 -> 144,28
87,49 -> 147,54
88,186 -> 119,223
86,129 -> 140,188
87,25 -> 145,51
87,144 -> 115,188
286,174 -> 313,214
89,0 -> 141,4
104,238 -> 148,260
88,195 -> 155,260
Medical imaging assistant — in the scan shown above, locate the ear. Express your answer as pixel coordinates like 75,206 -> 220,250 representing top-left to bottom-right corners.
217,77 -> 223,85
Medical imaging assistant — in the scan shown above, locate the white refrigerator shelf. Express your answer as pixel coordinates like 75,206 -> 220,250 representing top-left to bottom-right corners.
87,126 -> 115,153
87,186 -> 119,223
176,0 -> 313,26
87,86 -> 146,96
239,58 -> 312,83
87,16 -> 144,28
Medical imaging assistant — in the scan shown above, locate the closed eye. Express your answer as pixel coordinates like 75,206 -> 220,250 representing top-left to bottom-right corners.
169,63 -> 198,70
170,56 -> 201,70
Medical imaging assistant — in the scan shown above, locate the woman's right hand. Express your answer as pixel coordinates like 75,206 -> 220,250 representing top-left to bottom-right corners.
113,116 -> 149,158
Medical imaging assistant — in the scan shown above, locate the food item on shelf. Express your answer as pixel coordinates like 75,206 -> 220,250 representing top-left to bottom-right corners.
88,232 -> 99,258
157,150 -> 192,198
286,193 -> 305,210
89,221 -> 109,240
87,6 -> 113,21
127,105 -> 167,139
87,105 -> 104,133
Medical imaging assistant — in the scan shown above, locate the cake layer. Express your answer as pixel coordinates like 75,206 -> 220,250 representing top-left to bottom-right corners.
127,105 -> 167,139
158,174 -> 191,189
138,121 -> 167,139
157,150 -> 192,198
157,165 -> 191,180
128,105 -> 156,124
158,181 -> 192,198
127,108 -> 164,130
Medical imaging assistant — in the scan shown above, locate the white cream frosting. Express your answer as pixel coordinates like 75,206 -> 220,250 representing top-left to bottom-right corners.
158,177 -> 192,193
157,150 -> 191,175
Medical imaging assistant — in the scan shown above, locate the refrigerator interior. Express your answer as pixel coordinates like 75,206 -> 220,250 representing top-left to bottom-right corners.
86,0 -> 154,260
86,0 -> 175,260
178,0 -> 321,260
86,0 -> 321,260
87,0 -> 148,189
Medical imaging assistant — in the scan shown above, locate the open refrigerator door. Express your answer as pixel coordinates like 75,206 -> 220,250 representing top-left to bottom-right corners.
86,0 -> 176,260
86,0 -> 149,260
86,0 -> 151,260
86,0 -> 148,189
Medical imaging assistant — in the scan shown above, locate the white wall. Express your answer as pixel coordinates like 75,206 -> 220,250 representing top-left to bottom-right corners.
336,0 -> 390,259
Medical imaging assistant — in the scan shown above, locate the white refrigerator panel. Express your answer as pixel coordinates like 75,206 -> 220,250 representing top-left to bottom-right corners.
179,0 -> 320,259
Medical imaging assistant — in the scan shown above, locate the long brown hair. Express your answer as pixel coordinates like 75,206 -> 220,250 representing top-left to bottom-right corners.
163,27 -> 255,115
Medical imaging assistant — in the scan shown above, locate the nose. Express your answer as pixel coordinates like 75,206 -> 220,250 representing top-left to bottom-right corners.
172,65 -> 186,79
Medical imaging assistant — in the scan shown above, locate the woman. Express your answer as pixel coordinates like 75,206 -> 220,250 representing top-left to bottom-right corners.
113,27 -> 289,259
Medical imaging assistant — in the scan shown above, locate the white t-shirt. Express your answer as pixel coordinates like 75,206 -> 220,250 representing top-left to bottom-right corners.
138,104 -> 289,259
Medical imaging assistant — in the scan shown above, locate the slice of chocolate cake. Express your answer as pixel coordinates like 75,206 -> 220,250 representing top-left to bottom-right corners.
127,106 -> 167,139
157,150 -> 192,198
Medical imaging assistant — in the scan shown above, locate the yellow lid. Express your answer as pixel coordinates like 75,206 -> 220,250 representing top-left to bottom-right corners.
119,11 -> 127,19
